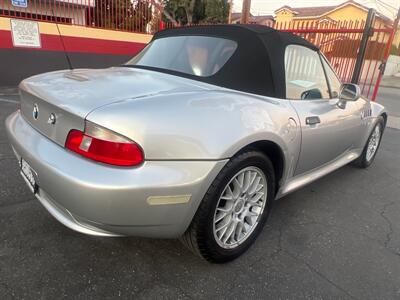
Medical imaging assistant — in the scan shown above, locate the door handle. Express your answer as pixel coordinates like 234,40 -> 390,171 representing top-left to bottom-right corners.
305,116 -> 321,125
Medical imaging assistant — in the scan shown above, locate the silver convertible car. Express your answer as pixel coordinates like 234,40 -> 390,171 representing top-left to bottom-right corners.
6,25 -> 386,263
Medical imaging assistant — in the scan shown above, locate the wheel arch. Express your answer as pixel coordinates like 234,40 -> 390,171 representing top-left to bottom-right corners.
234,140 -> 285,194
380,112 -> 388,127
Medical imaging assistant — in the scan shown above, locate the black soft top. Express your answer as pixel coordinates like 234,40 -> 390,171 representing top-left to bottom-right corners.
152,24 -> 319,99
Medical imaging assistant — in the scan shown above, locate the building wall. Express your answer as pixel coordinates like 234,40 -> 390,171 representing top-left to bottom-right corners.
394,31 -> 400,49
0,0 -> 87,25
275,4 -> 389,28
326,5 -> 391,41
384,54 -> 400,76
0,16 -> 151,86
257,19 -> 274,27
325,5 -> 369,22
275,9 -> 295,24
275,4 -> 393,43
238,5 -> 392,31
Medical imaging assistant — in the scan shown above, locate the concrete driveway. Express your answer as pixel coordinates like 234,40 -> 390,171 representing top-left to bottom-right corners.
0,93 -> 399,299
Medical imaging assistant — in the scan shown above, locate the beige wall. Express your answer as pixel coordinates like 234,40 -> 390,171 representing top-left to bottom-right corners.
384,54 -> 400,76
274,4 -> 393,44
275,8 -> 295,24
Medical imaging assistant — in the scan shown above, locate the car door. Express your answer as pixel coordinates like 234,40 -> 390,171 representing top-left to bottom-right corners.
319,54 -> 369,151
285,45 -> 365,176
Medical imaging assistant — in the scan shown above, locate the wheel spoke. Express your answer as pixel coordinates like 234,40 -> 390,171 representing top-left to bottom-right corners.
234,221 -> 244,241
231,179 -> 241,199
248,176 -> 262,195
250,201 -> 262,208
237,173 -> 244,189
249,191 -> 264,203
248,172 -> 257,192
245,215 -> 255,226
226,185 -> 234,198
243,222 -> 251,233
218,226 -> 228,239
366,125 -> 381,162
255,183 -> 263,192
222,221 -> 237,244
246,208 -> 259,217
220,194 -> 233,201
233,177 -> 242,190
215,211 -> 227,223
215,214 -> 232,232
243,171 -> 256,193
217,202 -> 233,213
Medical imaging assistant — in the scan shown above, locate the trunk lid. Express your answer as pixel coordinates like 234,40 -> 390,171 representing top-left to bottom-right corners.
19,67 -> 207,146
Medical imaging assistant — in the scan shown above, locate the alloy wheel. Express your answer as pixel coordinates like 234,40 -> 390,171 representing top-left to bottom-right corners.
366,125 -> 381,162
213,166 -> 267,249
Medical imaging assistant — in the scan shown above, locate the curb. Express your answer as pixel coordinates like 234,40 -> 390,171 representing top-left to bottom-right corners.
0,86 -> 18,95
380,76 -> 400,89
379,84 -> 400,89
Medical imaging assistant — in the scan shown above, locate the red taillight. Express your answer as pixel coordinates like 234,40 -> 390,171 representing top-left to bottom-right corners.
65,122 -> 144,167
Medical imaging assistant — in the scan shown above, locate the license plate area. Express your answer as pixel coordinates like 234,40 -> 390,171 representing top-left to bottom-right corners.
20,158 -> 38,194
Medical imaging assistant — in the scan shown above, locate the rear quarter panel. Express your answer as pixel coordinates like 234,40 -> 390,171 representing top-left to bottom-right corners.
86,90 -> 301,178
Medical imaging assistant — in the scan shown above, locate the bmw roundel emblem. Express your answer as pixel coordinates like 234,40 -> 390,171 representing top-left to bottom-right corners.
32,104 -> 39,120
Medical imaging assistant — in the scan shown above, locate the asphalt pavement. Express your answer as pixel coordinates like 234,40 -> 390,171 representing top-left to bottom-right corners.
378,76 -> 400,130
0,91 -> 400,299
378,87 -> 400,117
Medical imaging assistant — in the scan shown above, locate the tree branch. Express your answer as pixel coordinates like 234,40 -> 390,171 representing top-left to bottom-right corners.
149,0 -> 178,25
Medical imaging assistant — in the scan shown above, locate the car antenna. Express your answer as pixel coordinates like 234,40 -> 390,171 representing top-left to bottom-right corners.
51,8 -> 73,70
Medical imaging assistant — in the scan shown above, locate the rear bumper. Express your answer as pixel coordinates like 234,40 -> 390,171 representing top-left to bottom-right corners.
5,111 -> 227,238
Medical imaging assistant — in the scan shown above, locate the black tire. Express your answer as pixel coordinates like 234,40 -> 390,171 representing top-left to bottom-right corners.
352,116 -> 385,168
180,150 -> 275,263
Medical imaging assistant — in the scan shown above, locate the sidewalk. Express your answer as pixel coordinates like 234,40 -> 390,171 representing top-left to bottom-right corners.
380,74 -> 400,89
377,75 -> 400,129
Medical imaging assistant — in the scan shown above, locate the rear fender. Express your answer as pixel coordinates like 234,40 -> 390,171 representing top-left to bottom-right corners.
86,90 -> 301,167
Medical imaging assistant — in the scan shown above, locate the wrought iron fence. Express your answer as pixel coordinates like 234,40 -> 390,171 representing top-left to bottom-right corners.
0,0 -> 159,33
275,19 -> 392,99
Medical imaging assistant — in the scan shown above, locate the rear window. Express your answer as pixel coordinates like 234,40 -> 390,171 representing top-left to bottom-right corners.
126,36 -> 237,77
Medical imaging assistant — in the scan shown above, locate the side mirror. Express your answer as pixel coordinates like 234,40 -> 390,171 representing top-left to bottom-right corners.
336,83 -> 361,109
340,83 -> 361,101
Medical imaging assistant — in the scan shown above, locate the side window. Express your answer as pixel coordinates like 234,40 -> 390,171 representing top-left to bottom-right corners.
285,45 -> 330,100
320,55 -> 342,98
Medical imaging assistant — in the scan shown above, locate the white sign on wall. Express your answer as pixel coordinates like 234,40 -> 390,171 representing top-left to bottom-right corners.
10,19 -> 41,48
11,0 -> 28,8
57,0 -> 95,7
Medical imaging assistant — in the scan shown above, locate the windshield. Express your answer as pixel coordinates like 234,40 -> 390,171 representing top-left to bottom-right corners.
126,36 -> 237,77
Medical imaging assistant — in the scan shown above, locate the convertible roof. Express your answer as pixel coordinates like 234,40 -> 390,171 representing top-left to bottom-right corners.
152,24 -> 319,99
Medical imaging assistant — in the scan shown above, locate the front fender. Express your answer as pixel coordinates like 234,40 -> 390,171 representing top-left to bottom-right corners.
359,100 -> 387,148
368,100 -> 387,132
370,101 -> 386,121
